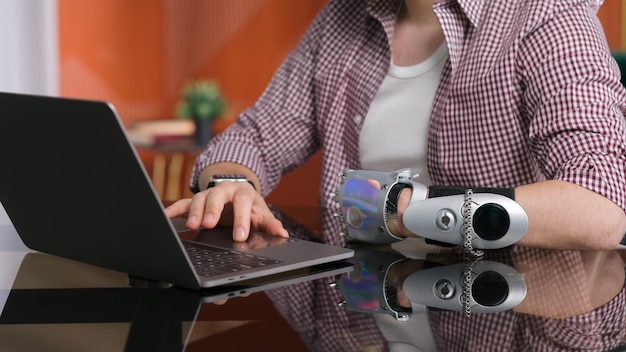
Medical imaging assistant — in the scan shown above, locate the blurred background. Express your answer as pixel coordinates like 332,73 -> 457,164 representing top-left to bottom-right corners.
0,0 -> 623,206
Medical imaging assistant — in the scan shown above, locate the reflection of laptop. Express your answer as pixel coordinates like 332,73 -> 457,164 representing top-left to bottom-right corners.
0,92 -> 353,290
0,252 -> 351,351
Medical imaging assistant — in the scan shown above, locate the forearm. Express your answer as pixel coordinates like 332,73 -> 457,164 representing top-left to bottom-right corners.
394,179 -> 626,250
514,180 -> 626,250
197,162 -> 262,194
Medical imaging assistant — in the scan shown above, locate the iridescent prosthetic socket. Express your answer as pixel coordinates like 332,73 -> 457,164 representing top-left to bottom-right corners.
336,168 -> 427,245
336,168 -> 528,249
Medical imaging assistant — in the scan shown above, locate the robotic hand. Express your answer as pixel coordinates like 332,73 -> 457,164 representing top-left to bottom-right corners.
336,168 -> 528,250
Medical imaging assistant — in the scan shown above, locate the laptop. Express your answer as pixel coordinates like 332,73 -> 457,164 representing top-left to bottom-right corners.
0,91 -> 353,290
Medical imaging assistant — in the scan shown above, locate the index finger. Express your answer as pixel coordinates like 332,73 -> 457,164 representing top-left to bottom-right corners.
164,198 -> 192,218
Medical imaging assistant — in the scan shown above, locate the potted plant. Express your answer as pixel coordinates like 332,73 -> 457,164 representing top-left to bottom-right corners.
175,79 -> 227,145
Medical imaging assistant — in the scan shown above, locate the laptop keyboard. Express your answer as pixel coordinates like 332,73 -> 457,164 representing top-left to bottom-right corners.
183,241 -> 281,277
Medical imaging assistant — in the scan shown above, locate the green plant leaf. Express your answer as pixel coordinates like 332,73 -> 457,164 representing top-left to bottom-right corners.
175,79 -> 227,121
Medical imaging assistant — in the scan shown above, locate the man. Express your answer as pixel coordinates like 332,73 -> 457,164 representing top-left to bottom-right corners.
166,0 -> 626,250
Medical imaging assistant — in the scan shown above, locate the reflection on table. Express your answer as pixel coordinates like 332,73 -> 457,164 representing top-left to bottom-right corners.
0,205 -> 625,351
265,206 -> 626,352
0,251 -> 318,351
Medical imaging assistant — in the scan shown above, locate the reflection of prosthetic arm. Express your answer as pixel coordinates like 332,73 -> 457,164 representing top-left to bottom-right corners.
333,244 -> 527,320
336,168 -> 528,249
402,260 -> 527,315
333,245 -> 415,321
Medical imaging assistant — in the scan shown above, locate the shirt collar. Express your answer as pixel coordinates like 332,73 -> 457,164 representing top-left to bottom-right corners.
365,0 -> 484,28
434,0 -> 484,27
365,0 -> 400,24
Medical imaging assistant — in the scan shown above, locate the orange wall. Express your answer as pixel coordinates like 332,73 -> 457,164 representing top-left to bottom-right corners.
59,0 -> 327,205
598,0 -> 622,49
58,1 -> 624,206
59,0 -> 328,126
58,0 -> 166,122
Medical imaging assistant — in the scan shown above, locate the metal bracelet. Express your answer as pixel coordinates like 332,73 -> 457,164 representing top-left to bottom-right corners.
462,189 -> 484,257
462,255 -> 483,317
461,188 -> 484,317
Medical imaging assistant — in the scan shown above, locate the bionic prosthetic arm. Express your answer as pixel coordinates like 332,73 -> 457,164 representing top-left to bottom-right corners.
336,168 -> 528,250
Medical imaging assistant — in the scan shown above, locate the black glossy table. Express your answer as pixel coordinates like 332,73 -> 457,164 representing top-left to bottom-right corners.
0,206 -> 625,352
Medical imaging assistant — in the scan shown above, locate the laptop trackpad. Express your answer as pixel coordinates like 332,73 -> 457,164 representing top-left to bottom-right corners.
191,226 -> 292,253
170,216 -> 191,233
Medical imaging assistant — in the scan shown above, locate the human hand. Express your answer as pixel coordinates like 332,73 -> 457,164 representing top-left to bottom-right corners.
164,181 -> 288,241
386,187 -> 415,238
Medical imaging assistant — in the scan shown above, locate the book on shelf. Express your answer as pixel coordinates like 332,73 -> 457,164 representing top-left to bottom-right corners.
127,119 -> 195,146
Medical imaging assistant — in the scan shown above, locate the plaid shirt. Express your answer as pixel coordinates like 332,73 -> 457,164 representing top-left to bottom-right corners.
191,0 -> 626,247
191,0 -> 626,350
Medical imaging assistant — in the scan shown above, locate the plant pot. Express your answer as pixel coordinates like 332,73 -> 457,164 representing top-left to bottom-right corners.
194,119 -> 213,146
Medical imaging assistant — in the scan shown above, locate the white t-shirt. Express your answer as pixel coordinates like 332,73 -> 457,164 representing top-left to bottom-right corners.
360,43 -> 449,352
359,42 -> 448,186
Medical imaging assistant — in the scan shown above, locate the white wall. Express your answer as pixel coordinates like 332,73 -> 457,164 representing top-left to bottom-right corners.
0,0 -> 58,95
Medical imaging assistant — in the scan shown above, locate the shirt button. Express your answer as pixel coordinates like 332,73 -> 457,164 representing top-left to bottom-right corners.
353,114 -> 363,125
